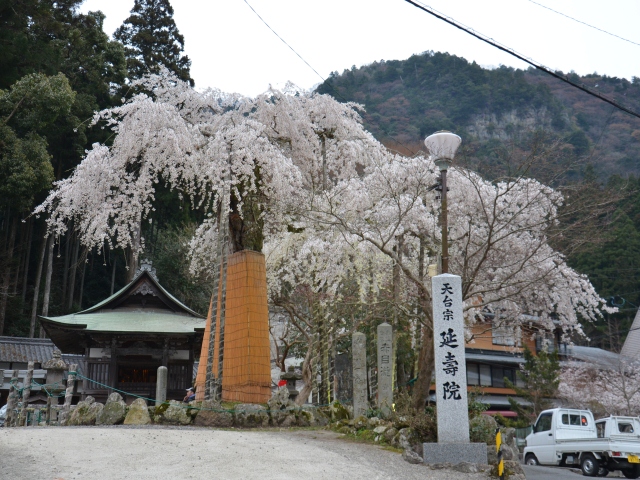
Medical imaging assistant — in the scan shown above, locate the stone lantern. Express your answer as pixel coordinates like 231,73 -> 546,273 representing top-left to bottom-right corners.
42,349 -> 68,423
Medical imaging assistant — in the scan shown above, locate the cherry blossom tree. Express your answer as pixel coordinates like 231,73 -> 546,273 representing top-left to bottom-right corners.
559,357 -> 640,417
35,70 -> 608,409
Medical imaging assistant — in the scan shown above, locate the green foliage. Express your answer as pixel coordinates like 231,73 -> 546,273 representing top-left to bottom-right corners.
469,414 -> 497,445
146,224 -> 212,315
115,0 -> 193,86
0,73 -> 75,210
505,347 -> 560,424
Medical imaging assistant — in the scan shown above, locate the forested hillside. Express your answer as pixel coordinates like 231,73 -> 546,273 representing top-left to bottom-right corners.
317,52 -> 640,350
316,51 -> 640,179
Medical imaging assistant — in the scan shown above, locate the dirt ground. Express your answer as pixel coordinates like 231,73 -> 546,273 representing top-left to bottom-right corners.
0,426 -> 490,480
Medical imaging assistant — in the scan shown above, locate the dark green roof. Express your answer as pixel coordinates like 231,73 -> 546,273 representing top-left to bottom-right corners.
39,269 -> 206,351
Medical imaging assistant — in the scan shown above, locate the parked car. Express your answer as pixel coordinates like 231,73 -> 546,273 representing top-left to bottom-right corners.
524,408 -> 640,478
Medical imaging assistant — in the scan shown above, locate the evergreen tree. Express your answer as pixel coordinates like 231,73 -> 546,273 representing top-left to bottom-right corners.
114,0 -> 193,86
505,347 -> 560,425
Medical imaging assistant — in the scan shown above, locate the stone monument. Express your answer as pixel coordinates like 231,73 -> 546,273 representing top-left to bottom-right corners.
423,274 -> 486,464
352,332 -> 367,418
156,366 -> 168,405
377,323 -> 393,416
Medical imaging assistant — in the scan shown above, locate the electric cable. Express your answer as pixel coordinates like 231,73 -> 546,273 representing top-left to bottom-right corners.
403,0 -> 640,120
527,0 -> 640,47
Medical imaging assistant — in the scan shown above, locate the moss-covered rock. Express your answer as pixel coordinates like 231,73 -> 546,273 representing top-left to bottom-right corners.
328,401 -> 350,422
124,398 -> 151,425
234,404 -> 269,428
194,401 -> 234,428
67,396 -> 103,426
96,393 -> 126,425
159,400 -> 192,425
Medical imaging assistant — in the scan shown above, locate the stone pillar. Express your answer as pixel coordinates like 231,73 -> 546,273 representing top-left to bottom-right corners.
424,274 -> 486,465
19,362 -> 34,426
156,366 -> 168,405
59,364 -> 77,426
5,369 -> 19,427
377,323 -> 393,416
352,332 -> 367,418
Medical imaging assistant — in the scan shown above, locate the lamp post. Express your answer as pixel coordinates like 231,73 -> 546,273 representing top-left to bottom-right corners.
424,131 -> 461,274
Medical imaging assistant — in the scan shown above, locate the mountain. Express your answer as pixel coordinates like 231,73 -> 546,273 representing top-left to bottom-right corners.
316,51 -> 640,179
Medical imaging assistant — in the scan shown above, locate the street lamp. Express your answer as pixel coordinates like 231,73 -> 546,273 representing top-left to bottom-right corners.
424,131 -> 462,274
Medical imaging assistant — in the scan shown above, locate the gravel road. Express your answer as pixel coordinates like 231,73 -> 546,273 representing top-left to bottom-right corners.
0,426 -> 491,480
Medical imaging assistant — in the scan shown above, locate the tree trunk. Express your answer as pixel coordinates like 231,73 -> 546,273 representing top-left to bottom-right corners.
126,221 -> 141,283
295,348 -> 314,406
20,218 -> 33,310
40,235 -> 54,337
110,257 -> 117,295
29,233 -> 47,338
61,231 -> 71,302
77,249 -> 87,309
0,217 -> 18,335
67,238 -> 78,310
412,325 -> 435,410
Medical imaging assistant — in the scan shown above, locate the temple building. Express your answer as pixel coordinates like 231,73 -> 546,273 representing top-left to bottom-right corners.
39,263 -> 206,403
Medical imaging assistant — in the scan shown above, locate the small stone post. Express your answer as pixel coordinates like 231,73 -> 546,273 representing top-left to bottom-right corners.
5,369 -> 19,427
156,366 -> 168,406
19,362 -> 34,426
59,364 -> 77,426
376,323 -> 393,416
352,332 -> 367,418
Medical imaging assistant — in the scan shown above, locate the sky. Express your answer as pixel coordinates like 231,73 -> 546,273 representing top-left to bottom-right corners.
80,0 -> 640,97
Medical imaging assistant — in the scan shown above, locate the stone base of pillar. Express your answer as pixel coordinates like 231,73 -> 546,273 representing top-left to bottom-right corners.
422,443 -> 488,465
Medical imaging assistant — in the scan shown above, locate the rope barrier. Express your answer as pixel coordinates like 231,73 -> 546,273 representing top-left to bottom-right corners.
73,372 -> 344,415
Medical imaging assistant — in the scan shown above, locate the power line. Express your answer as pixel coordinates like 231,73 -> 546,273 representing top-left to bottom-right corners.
527,0 -> 640,47
242,0 -> 325,84
403,0 -> 640,120
241,0 -> 419,155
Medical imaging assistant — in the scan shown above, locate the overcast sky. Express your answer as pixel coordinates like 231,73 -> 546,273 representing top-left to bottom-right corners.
80,0 -> 640,97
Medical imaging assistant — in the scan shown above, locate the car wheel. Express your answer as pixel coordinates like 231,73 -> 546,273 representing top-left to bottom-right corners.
581,454 -> 600,477
597,467 -> 609,477
525,454 -> 539,466
622,465 -> 640,479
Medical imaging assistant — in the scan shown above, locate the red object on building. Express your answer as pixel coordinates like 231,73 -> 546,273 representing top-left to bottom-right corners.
278,379 -> 287,387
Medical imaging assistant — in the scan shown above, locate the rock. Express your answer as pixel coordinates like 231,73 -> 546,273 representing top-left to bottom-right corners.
124,398 -> 151,425
504,460 -> 525,476
338,426 -> 355,435
268,386 -> 291,408
234,404 -> 269,428
429,463 -> 453,470
383,427 -> 398,442
311,407 -> 329,426
68,396 -> 103,426
295,409 -> 314,427
268,391 -> 297,427
402,449 -> 423,464
393,415 -> 410,429
397,427 -> 412,450
367,416 -> 381,428
353,416 -> 368,429
194,401 -> 234,428
328,401 -> 350,422
373,425 -> 388,434
452,462 -> 480,473
96,393 -> 127,426
160,400 -> 192,425
487,445 -> 498,465
412,442 -> 423,457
